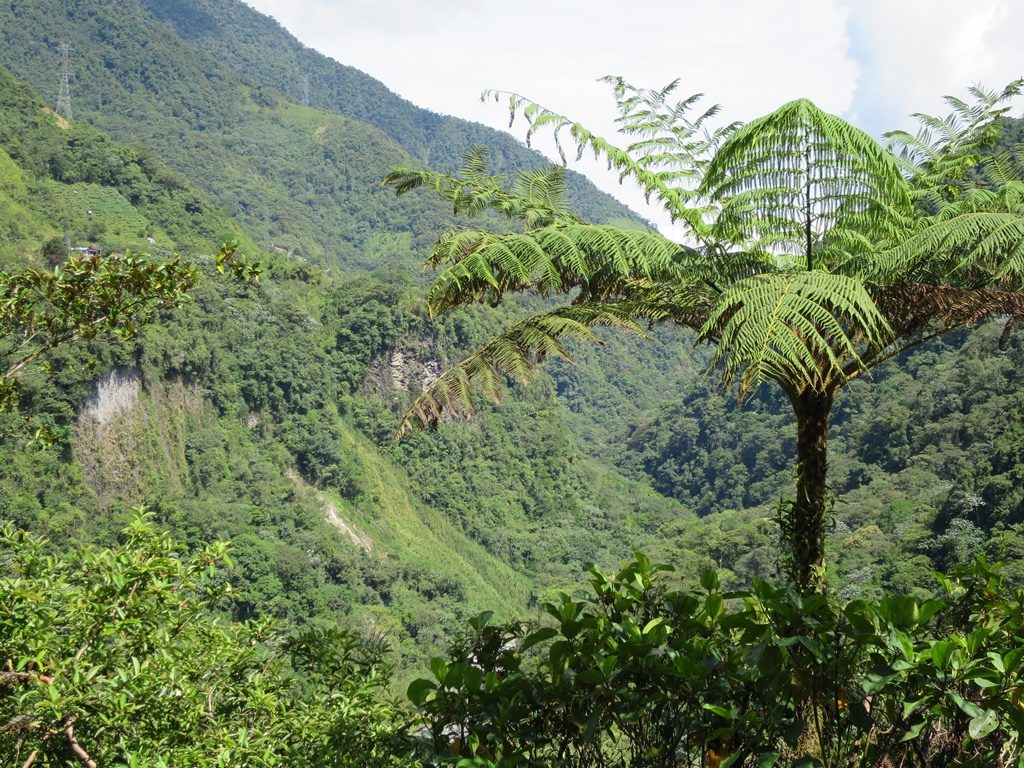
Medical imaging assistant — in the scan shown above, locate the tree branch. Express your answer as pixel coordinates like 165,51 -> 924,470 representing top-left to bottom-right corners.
65,721 -> 97,768
0,670 -> 53,687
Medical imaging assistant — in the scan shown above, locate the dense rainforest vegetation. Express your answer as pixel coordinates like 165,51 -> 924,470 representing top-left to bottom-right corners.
1,0 -> 1024,763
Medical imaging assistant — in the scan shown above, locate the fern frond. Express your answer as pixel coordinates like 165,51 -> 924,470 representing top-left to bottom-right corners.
481,81 -> 731,234
395,304 -> 645,438
595,277 -> 717,331
698,271 -> 891,399
981,149 -> 1024,188
384,147 -> 578,229
866,212 -> 1024,285
886,79 -> 1023,205
702,99 -> 911,267
672,247 -> 780,288
425,224 -> 685,314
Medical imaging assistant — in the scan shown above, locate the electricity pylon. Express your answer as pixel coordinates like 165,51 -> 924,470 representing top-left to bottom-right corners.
56,42 -> 73,120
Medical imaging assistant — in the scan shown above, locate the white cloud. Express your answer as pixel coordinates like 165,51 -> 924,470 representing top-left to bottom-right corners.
246,0 -> 857,233
841,0 -> 1023,136
244,1 -> 1021,232
248,0 -> 858,127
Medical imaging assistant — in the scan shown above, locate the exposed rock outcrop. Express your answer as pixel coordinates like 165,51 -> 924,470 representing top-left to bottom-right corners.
75,369 -> 203,508
360,340 -> 442,398
82,368 -> 141,425
286,468 -> 374,553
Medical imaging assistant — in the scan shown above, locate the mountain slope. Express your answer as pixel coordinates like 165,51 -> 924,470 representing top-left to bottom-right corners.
0,0 -> 638,269
139,0 -> 638,224
0,62 -> 543,664
2,0 -> 1024,660
0,58 -> 700,670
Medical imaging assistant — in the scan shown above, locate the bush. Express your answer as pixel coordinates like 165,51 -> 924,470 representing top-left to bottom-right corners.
0,514 -> 415,767
410,555 -> 1024,767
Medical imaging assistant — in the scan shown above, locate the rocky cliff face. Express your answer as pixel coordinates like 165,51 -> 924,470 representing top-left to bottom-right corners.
360,341 -> 442,398
82,369 -> 142,426
75,369 -> 204,508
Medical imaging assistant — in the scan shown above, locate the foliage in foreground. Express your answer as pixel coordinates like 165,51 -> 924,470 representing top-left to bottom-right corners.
0,516 -> 414,767
412,555 -> 1024,767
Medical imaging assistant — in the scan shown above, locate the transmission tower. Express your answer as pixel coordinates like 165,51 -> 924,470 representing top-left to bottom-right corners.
56,42 -> 74,120
301,73 -> 310,108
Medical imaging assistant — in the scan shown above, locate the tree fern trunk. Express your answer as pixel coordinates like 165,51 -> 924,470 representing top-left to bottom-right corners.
788,390 -> 833,593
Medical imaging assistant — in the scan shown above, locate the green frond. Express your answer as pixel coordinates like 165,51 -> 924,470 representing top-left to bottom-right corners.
481,82 -> 731,235
886,79 -> 1023,204
867,211 -> 1024,285
675,247 -> 780,286
698,271 -> 891,400
702,99 -> 911,266
425,224 -> 684,315
982,149 -> 1024,188
380,166 -> 428,196
385,147 -> 578,229
510,166 -> 568,211
461,145 -> 489,178
597,277 -> 717,331
395,304 -> 645,438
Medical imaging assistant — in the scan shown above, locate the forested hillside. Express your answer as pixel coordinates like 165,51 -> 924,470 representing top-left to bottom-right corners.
0,62 -> 549,660
0,0 -> 1023,673
135,0 -> 638,225
0,13 -> 687,664
0,0 -> 636,268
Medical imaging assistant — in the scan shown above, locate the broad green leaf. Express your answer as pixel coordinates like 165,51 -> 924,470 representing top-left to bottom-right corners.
705,593 -> 724,620
704,704 -> 737,720
969,709 -> 999,740
407,678 -> 436,706
900,720 -> 928,742
520,627 -> 558,651
430,657 -> 448,684
932,640 -> 958,670
642,618 -> 664,635
700,569 -> 720,591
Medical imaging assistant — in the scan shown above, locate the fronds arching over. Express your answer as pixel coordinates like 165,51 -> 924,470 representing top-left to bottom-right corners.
701,98 -> 913,269
386,77 -> 1024,591
395,303 -> 646,439
698,271 -> 891,401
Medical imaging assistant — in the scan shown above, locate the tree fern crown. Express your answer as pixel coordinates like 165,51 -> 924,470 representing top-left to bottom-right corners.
700,99 -> 913,271
387,79 -> 1024,434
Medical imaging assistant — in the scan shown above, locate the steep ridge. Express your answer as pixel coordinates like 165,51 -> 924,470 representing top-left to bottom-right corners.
0,0 -> 638,269
139,0 -> 639,223
0,0 -> 457,266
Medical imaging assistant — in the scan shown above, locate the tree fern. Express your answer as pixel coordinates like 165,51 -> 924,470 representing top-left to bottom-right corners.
389,78 -> 1024,592
395,304 -> 645,438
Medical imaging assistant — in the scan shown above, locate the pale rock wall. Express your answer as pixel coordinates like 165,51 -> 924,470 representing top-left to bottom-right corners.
82,369 -> 141,425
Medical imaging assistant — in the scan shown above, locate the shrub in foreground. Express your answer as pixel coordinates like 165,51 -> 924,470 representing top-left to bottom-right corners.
411,555 -> 1024,767
0,516 -> 414,767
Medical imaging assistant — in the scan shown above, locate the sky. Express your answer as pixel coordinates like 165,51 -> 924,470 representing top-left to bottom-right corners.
244,0 -> 1023,229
